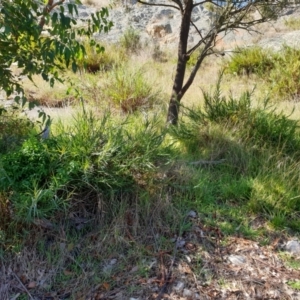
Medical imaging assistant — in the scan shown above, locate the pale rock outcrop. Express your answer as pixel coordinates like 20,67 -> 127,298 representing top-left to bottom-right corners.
146,22 -> 172,38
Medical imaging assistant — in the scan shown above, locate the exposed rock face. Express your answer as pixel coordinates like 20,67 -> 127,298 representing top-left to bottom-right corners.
92,2 -> 215,47
146,22 -> 172,38
77,1 -> 300,51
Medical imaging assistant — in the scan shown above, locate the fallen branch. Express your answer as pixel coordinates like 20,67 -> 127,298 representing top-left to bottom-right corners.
189,159 -> 226,166
12,272 -> 34,300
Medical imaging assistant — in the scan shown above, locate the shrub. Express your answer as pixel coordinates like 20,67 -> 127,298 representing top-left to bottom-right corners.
78,42 -> 127,73
0,108 -> 35,153
269,46 -> 300,99
225,46 -> 276,76
103,64 -> 160,113
170,76 -> 300,231
119,27 -> 142,53
0,111 -> 169,224
174,72 -> 300,159
225,46 -> 300,100
202,74 -> 300,152
202,73 -> 252,123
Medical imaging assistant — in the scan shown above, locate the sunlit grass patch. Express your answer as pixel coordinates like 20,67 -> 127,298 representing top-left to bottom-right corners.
103,63 -> 162,113
224,46 -> 300,101
284,17 -> 300,30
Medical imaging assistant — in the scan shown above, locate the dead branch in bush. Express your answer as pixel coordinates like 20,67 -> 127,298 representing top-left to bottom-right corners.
189,159 -> 226,166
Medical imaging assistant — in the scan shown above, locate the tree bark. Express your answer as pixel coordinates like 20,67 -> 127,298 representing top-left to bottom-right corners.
166,0 -> 193,125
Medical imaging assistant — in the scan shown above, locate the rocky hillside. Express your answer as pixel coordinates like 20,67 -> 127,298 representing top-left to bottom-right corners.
76,0 -> 300,51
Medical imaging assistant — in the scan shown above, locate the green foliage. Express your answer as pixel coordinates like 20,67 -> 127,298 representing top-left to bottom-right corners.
280,252 -> 300,270
0,107 -> 35,153
225,46 -> 300,100
202,74 -> 300,153
287,280 -> 300,290
78,42 -> 127,73
0,0 -> 112,105
0,110 -> 169,223
104,64 -> 160,112
119,27 -> 142,53
269,46 -> 300,98
225,47 -> 275,76
1,78 -> 300,297
169,75 -> 300,231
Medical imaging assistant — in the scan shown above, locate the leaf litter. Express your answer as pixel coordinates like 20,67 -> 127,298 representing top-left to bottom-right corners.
1,212 -> 300,299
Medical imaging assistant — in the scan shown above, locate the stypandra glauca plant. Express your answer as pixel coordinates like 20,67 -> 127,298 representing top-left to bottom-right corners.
0,109 -> 171,224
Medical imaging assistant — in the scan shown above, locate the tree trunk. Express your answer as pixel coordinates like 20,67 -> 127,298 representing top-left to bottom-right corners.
166,0 -> 193,125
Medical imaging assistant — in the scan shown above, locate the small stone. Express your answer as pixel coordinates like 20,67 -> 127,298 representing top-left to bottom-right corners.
187,210 -> 197,218
228,254 -> 247,265
151,286 -> 159,292
110,258 -> 117,265
130,266 -> 139,273
176,238 -> 186,248
183,288 -> 193,298
185,255 -> 192,263
285,240 -> 300,255
173,281 -> 185,292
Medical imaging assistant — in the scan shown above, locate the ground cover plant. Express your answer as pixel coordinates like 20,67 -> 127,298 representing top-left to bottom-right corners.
225,45 -> 300,101
1,68 -> 300,298
1,2 -> 300,297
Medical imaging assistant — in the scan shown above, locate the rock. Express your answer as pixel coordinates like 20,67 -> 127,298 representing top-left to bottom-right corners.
187,210 -> 197,218
183,288 -> 193,298
227,254 -> 247,265
109,258 -> 118,265
146,22 -> 172,38
176,237 -> 186,248
185,255 -> 192,263
31,0 -> 300,51
285,240 -> 300,255
102,258 -> 118,273
173,281 -> 185,292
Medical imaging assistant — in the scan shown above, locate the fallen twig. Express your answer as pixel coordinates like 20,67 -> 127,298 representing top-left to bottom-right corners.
12,272 -> 34,300
189,159 -> 226,166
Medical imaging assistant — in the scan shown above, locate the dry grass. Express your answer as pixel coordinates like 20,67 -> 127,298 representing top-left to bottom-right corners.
2,208 -> 298,299
20,43 -> 299,121
22,75 -> 73,107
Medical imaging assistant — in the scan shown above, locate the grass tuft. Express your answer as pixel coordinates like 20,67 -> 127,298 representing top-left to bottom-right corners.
103,64 -> 161,113
284,17 -> 300,30
225,46 -> 300,100
119,27 -> 142,54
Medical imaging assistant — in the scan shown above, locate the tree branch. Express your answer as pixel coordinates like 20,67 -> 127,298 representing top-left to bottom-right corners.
180,31 -> 217,97
137,0 -> 180,11
192,0 -> 212,8
13,272 -> 34,300
189,159 -> 226,166
39,0 -> 66,29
